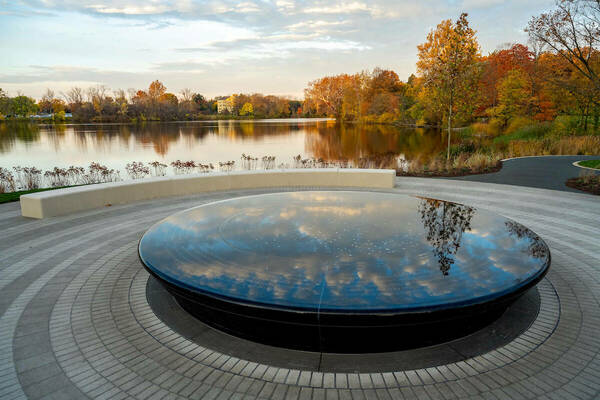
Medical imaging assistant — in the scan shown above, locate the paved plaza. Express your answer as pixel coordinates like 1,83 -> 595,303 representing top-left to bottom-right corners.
1,178 -> 599,399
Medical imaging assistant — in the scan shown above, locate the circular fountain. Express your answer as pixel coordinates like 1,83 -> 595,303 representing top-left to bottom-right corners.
139,191 -> 550,352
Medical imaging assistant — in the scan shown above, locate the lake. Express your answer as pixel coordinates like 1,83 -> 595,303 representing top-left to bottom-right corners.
0,119 -> 445,178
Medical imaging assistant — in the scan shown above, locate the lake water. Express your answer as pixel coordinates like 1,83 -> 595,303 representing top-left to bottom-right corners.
0,119 -> 445,177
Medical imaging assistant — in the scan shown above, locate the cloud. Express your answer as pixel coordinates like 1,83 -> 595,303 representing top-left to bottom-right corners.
461,0 -> 505,8
2,0 -> 553,98
84,4 -> 172,15
0,65 -> 140,85
171,33 -> 370,65
303,2 -> 370,14
150,61 -> 206,73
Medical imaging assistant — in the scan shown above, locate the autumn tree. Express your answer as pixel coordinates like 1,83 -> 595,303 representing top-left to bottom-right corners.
38,88 -> 55,113
488,69 -> 532,126
340,72 -> 369,120
304,70 -> 402,120
304,75 -> 350,117
527,0 -> 599,94
527,0 -> 600,130
239,102 -> 254,116
417,13 -> 480,160
148,80 -> 166,102
479,44 -> 535,112
63,87 -> 84,112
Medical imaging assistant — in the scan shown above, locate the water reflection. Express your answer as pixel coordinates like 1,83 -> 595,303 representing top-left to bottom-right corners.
139,192 -> 550,312
306,123 -> 444,164
418,198 -> 475,276
505,220 -> 550,260
0,120 -> 444,173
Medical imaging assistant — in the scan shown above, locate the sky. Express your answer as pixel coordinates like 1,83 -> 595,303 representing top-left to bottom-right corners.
0,0 -> 554,100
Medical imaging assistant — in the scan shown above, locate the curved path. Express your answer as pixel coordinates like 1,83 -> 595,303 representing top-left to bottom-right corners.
1,179 -> 599,399
449,155 -> 599,193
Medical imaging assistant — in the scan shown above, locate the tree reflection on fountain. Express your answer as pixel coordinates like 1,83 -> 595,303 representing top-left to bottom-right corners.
505,220 -> 549,259
418,197 -> 475,276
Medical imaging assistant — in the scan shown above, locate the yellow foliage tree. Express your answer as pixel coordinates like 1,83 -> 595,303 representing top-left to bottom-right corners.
488,69 -> 532,127
239,102 -> 253,116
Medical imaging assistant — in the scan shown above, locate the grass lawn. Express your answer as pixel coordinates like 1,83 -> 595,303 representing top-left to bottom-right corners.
579,159 -> 600,169
0,185 -> 75,204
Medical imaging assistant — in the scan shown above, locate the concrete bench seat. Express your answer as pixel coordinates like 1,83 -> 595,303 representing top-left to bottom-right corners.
20,168 -> 396,219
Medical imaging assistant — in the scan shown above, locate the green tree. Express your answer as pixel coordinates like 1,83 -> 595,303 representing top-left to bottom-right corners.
417,13 -> 481,160
488,69 -> 532,126
0,88 -> 9,117
10,95 -> 38,117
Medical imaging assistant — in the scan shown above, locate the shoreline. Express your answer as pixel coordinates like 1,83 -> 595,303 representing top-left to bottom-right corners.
0,116 -> 334,125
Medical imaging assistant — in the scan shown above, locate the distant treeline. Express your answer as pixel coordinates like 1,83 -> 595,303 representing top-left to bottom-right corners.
0,81 -> 304,123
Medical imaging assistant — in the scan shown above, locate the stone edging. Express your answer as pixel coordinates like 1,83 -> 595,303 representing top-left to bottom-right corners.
572,160 -> 600,171
20,169 -> 395,219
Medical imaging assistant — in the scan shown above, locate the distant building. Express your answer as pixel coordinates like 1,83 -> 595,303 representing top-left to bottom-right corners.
30,112 -> 72,119
217,96 -> 235,114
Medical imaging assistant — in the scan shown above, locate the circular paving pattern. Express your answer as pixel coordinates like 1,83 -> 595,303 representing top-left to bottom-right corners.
145,275 -> 551,372
1,179 -> 599,399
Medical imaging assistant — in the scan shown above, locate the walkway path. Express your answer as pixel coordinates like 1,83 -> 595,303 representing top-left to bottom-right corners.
0,179 -> 599,399
449,155 -> 599,193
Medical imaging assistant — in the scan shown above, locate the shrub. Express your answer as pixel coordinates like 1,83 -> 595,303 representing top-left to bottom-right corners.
170,160 -> 197,174
377,113 -> 396,123
219,161 -> 235,172
468,120 -> 503,137
494,122 -> 550,145
44,167 -> 70,187
449,142 -> 476,158
241,153 -> 259,170
125,162 -> 150,180
67,166 -> 85,184
452,153 -> 469,170
427,157 -> 444,173
0,167 -> 16,193
488,118 -> 504,136
261,156 -> 276,170
197,163 -> 214,173
505,117 -> 534,135
465,152 -> 500,171
149,161 -> 167,176
13,166 -> 42,190
84,162 -> 120,184
549,115 -> 581,137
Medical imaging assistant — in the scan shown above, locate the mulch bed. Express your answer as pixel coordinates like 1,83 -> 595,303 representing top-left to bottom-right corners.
565,177 -> 600,195
396,162 -> 502,177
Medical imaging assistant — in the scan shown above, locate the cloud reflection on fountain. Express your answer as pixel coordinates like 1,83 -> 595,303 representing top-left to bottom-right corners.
139,191 -> 549,312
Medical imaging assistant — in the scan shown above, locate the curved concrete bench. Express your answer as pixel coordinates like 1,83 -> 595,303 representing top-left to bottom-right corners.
20,169 -> 396,219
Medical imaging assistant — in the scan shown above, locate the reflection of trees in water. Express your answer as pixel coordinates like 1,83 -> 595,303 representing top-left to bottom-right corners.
504,221 -> 549,259
2,121 -> 445,162
305,123 -> 445,163
212,120 -> 310,139
418,198 -> 475,275
0,122 -> 41,153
